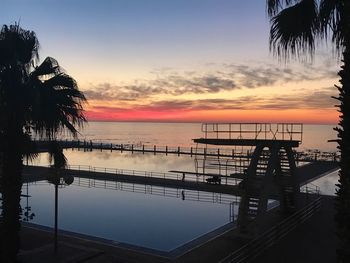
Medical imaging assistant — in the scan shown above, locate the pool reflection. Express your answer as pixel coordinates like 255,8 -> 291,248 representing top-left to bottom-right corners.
32,150 -> 196,174
21,178 -> 237,252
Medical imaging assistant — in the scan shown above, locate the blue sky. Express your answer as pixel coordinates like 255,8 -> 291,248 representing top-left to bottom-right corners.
1,1 -> 269,74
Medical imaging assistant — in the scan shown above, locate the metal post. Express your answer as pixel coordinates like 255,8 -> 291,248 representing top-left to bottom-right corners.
54,183 -> 58,253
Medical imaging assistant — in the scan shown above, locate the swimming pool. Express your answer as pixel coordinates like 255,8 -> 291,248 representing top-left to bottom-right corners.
302,169 -> 339,196
20,178 -> 238,253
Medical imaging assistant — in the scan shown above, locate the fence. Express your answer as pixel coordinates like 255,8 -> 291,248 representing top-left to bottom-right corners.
73,177 -> 241,205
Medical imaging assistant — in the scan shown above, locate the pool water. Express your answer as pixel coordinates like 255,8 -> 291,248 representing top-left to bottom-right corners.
305,169 -> 339,196
20,178 -> 238,252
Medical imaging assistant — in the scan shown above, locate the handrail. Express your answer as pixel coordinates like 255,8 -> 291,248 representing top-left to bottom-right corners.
301,182 -> 321,196
72,177 -> 241,205
28,164 -> 239,186
201,123 -> 303,142
219,197 -> 322,263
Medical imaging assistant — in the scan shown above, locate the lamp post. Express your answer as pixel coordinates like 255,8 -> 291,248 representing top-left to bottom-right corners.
47,140 -> 73,254
49,171 -> 74,254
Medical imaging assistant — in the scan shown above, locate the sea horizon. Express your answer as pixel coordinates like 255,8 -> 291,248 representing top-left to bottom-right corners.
84,120 -> 338,125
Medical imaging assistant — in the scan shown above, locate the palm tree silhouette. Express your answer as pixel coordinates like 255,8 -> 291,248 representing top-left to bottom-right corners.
0,24 -> 86,262
266,1 -> 350,260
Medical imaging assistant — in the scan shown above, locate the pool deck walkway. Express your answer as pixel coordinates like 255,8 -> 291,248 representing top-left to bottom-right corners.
22,161 -> 338,197
17,161 -> 339,262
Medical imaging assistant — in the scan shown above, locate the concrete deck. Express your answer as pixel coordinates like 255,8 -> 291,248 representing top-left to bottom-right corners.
252,196 -> 337,263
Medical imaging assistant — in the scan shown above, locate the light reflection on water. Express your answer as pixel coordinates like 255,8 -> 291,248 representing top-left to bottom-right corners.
67,122 -> 338,151
306,169 -> 339,196
77,122 -> 203,147
21,180 -> 236,251
31,123 -> 338,174
32,150 -> 197,174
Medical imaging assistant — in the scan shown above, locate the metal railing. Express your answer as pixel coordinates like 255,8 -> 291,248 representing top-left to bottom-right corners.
72,177 -> 241,205
218,197 -> 322,263
31,164 -> 239,186
300,182 -> 321,196
201,123 -> 303,142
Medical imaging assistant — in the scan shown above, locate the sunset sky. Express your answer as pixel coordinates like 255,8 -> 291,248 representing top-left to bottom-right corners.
1,0 -> 341,124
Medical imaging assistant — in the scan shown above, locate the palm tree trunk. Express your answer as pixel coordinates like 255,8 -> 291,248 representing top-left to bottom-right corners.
0,128 -> 23,262
335,30 -> 350,261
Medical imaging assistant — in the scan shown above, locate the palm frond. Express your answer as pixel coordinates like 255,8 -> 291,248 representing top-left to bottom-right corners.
269,0 -> 319,60
0,23 -> 39,70
29,82 -> 86,138
22,133 -> 38,163
319,0 -> 345,52
267,0 -> 300,16
28,57 -> 86,139
32,57 -> 60,77
48,141 -> 67,169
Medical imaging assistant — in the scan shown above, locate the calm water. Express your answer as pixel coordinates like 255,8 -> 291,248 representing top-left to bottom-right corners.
32,122 -> 338,173
21,179 -> 236,252
305,169 -> 339,196
68,122 -> 337,151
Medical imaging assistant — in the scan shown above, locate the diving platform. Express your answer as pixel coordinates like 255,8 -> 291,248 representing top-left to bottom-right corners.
193,138 -> 300,147
193,123 -> 305,237
193,123 -> 303,147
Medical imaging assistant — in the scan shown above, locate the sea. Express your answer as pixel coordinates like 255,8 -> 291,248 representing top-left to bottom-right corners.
64,122 -> 336,150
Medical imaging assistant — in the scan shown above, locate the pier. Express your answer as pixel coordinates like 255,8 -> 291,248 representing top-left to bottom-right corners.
33,139 -> 339,163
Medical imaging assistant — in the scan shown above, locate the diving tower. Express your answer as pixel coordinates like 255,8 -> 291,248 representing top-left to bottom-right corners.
193,123 -> 304,237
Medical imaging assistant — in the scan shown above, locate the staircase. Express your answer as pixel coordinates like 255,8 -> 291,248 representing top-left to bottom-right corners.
278,148 -> 296,213
237,148 -> 271,236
